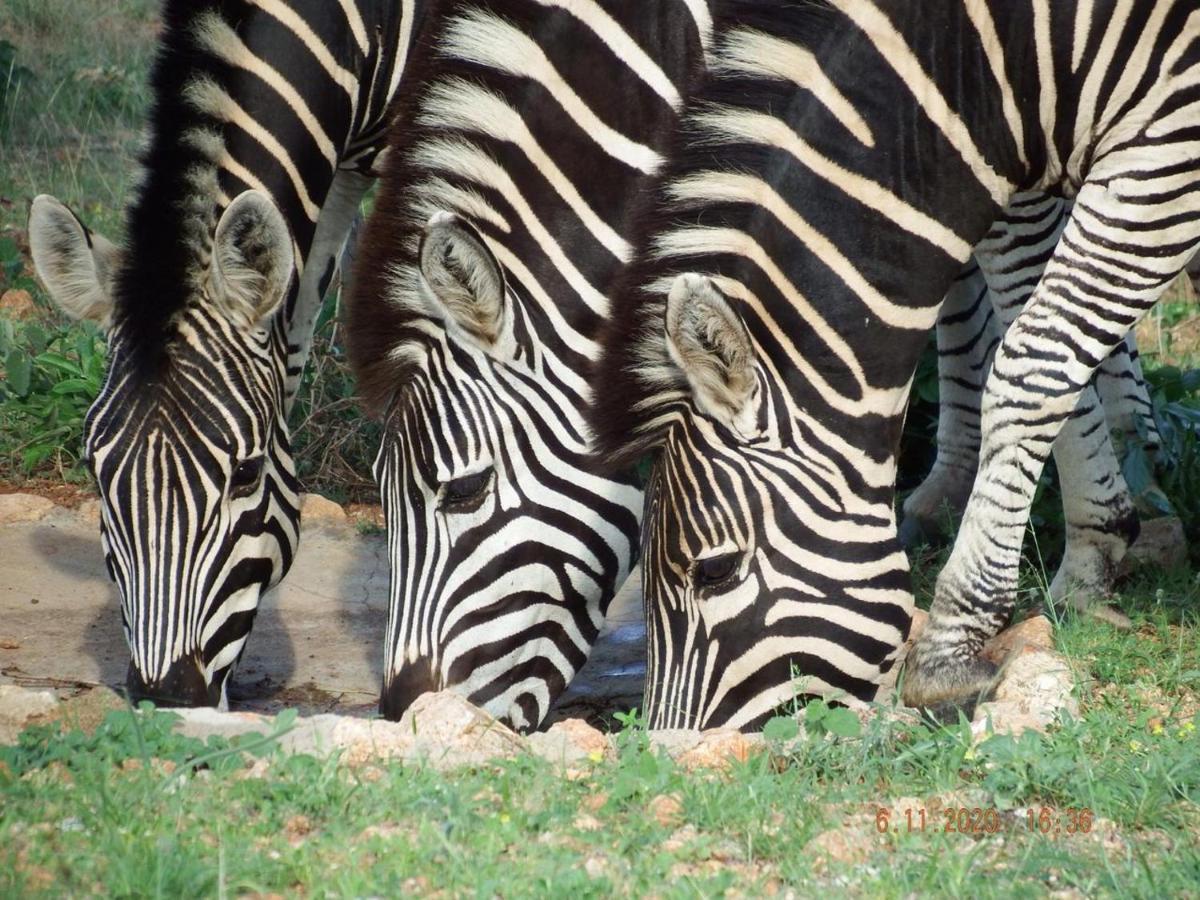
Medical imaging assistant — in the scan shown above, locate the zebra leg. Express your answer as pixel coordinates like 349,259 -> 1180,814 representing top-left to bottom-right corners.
1045,385 -> 1139,627
900,261 -> 997,548
972,202 -> 1144,624
281,167 -> 374,412
903,180 -> 1200,710
1095,333 -> 1162,461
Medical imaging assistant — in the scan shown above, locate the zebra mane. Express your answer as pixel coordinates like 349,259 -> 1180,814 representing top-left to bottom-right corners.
589,0 -> 843,468
113,0 -> 258,375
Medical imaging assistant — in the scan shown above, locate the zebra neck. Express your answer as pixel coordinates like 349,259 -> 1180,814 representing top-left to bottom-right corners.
119,0 -> 416,375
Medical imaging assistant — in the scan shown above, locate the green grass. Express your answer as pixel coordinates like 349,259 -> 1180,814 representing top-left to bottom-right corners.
3,572 -> 1198,898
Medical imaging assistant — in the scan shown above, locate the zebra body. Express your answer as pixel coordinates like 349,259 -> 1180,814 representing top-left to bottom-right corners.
346,0 -> 710,730
590,0 -> 1200,727
28,0 -> 425,707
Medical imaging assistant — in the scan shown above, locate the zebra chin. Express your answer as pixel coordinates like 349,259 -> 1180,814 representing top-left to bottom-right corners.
379,658 -> 441,722
125,656 -> 221,709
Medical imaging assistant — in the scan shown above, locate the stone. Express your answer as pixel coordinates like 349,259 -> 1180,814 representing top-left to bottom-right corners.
804,812 -> 879,872
44,687 -> 128,734
652,728 -> 762,771
527,716 -> 612,765
278,691 -> 530,768
982,614 -> 1054,665
1122,516 -> 1188,573
0,494 -> 56,525
0,684 -> 59,744
972,649 -> 1077,739
299,493 -> 347,525
75,500 -> 102,527
393,691 -> 528,767
174,707 -> 273,743
648,793 -> 684,827
0,288 -> 36,320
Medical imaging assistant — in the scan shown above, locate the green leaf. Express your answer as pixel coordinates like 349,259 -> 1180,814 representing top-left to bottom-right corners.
762,715 -> 800,742
804,700 -> 830,726
23,324 -> 47,356
824,707 -> 862,739
22,443 -> 53,470
1122,444 -> 1154,496
50,378 -> 93,397
34,351 -> 83,377
635,748 -> 661,780
6,348 -> 31,396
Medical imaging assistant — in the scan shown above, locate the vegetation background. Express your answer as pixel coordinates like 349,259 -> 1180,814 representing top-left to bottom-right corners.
2,2 -> 1199,896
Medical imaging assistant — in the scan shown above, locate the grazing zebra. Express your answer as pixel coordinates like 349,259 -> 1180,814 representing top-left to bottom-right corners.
904,194 -> 1164,626
346,0 -> 711,730
27,0 -> 426,708
590,0 -> 1200,728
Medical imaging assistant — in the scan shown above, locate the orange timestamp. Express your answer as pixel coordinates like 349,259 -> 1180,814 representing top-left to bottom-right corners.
874,803 -> 1095,837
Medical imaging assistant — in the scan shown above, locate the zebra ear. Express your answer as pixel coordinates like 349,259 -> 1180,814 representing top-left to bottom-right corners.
418,212 -> 507,350
209,190 -> 295,329
28,194 -> 120,329
665,273 -> 759,437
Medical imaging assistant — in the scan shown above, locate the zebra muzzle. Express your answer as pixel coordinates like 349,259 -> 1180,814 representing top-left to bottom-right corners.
379,658 -> 440,721
125,656 -> 215,708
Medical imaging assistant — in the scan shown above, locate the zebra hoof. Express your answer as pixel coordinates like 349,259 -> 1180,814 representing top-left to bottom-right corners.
900,644 -> 999,714
1077,601 -> 1133,631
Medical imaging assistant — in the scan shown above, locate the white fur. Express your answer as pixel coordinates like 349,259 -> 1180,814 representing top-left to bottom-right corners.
28,194 -> 120,328
664,273 -> 760,439
209,191 -> 295,329
418,212 -> 508,351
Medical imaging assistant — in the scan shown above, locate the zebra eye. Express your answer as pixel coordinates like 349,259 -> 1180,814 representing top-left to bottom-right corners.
230,457 -> 265,498
694,553 -> 740,590
441,469 -> 492,511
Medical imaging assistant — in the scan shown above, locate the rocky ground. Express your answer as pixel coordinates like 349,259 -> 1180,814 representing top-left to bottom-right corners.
1,491 -> 1080,759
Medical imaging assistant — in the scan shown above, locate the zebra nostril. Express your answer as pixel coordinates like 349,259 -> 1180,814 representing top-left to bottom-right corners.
379,659 -> 440,721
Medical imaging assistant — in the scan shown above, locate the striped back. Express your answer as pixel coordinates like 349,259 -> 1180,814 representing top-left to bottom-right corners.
348,0 -> 710,730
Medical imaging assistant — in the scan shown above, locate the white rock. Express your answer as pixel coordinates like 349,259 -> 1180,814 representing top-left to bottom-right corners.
528,717 -> 612,765
972,649 -> 1077,739
299,493 -> 348,525
0,494 -> 56,525
0,684 -> 59,744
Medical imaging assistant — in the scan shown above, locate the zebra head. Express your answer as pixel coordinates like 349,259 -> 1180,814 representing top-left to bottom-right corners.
363,213 -> 641,732
603,274 -> 911,731
28,191 -> 300,708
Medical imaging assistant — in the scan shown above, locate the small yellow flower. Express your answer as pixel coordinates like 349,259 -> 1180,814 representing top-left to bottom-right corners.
1151,723 -> 1165,736
1180,721 -> 1196,738
1129,740 -> 1143,753
588,750 -> 605,763
499,813 -> 511,824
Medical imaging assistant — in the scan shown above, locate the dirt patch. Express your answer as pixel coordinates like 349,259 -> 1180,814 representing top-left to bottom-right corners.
0,480 -> 96,508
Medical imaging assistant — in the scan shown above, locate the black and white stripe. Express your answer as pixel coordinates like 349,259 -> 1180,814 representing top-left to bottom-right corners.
347,0 -> 710,730
29,0 -> 425,707
904,193 -> 1166,624
590,0 -> 1200,727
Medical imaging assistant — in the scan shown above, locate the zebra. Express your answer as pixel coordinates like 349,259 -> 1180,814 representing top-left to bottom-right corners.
27,0 -> 427,708
589,0 -> 1200,728
345,0 -> 712,730
903,194 -> 1166,628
